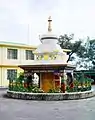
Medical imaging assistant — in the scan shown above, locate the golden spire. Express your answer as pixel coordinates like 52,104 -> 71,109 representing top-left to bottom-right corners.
48,16 -> 52,32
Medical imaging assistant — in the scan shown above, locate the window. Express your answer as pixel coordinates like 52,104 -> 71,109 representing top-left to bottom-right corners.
26,50 -> 34,60
7,49 -> 18,59
7,69 -> 17,81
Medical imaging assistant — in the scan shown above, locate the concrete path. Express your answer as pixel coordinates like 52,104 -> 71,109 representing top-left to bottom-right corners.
0,90 -> 95,120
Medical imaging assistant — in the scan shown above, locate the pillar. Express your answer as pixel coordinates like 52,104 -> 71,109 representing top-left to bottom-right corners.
61,71 -> 67,93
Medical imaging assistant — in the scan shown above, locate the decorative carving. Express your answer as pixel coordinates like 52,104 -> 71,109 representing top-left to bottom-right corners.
36,55 -> 39,60
44,54 -> 49,60
36,55 -> 44,60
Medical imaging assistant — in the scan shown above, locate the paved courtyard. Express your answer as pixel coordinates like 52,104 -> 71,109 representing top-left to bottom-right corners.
0,90 -> 95,120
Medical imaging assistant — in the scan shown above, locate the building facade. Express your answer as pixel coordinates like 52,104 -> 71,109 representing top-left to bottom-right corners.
0,41 -> 36,87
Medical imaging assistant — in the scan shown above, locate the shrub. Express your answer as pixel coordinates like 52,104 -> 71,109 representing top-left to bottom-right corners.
48,88 -> 61,93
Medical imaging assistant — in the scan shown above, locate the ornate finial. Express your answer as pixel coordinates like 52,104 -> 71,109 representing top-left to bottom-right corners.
48,16 -> 52,32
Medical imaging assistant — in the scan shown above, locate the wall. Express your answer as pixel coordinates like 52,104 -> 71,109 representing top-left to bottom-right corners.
0,47 -> 2,65
0,67 -> 23,87
0,67 -> 1,86
0,44 -> 35,87
0,46 -> 35,66
19,48 -> 35,65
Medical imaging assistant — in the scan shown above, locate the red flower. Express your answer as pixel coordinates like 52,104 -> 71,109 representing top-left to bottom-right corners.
24,83 -> 27,88
61,83 -> 66,93
70,83 -> 74,88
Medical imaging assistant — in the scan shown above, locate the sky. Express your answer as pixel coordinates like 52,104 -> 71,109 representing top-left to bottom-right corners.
0,0 -> 95,46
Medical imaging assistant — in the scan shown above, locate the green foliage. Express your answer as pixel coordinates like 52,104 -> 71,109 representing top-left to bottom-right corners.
66,85 -> 91,92
8,83 -> 44,93
58,34 -> 86,62
65,72 -> 92,92
8,83 -> 28,92
72,72 -> 92,92
8,71 -> 92,93
85,39 -> 95,69
48,88 -> 61,93
74,72 -> 93,84
29,86 -> 44,93
58,34 -> 95,70
74,72 -> 85,84
75,38 -> 95,69
13,84 -> 28,92
16,72 -> 24,84
8,72 -> 44,93
61,77 -> 64,83
73,80 -> 79,87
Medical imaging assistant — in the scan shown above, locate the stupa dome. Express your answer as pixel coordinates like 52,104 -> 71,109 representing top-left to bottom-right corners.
34,42 -> 64,54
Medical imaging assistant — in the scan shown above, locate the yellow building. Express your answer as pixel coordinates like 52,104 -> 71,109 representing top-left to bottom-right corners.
0,41 -> 36,87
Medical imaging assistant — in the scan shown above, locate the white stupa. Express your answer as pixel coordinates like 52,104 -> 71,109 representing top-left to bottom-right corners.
19,17 -> 75,92
33,16 -> 69,65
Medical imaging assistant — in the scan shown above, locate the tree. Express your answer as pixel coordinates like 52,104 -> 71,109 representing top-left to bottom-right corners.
58,34 -> 86,62
85,39 -> 95,69
58,34 -> 95,70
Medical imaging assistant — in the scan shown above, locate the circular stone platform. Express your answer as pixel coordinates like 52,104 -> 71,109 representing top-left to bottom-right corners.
7,90 -> 95,101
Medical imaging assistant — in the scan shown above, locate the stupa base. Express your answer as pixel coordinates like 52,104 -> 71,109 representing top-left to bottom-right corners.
7,90 -> 95,101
